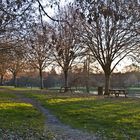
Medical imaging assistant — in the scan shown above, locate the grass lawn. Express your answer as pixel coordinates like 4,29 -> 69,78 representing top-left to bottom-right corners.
23,92 -> 140,140
0,88 -> 52,139
127,87 -> 140,91
0,88 -> 140,140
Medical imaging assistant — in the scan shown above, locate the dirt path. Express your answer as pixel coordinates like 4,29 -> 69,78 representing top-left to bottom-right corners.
14,93 -> 99,140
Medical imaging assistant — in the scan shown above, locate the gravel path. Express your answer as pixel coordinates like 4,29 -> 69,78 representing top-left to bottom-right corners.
15,94 -> 99,140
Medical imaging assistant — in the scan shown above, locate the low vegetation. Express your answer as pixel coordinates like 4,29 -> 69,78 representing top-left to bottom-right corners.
24,91 -> 140,140
0,87 -> 140,139
0,88 -> 52,139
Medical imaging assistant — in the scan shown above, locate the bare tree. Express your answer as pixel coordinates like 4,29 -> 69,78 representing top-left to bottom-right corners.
8,46 -> 26,87
0,0 -> 33,33
0,0 -> 36,63
77,0 -> 140,95
36,0 -> 67,22
26,23 -> 52,89
82,51 -> 96,93
0,64 -> 6,86
0,53 -> 9,86
51,5 -> 84,92
132,45 -> 140,64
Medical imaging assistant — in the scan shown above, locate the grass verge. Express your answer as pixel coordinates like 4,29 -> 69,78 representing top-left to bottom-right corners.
24,92 -> 140,140
0,88 -> 53,139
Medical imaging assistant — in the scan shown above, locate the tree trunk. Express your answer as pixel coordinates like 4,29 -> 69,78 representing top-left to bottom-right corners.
39,68 -> 43,89
84,57 -> 90,93
104,74 -> 111,95
13,73 -> 17,88
86,65 -> 90,93
64,70 -> 68,92
85,78 -> 89,93
86,84 -> 89,93
0,75 -> 4,86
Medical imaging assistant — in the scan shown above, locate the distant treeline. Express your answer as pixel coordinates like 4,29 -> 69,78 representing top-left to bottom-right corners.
4,71 -> 140,88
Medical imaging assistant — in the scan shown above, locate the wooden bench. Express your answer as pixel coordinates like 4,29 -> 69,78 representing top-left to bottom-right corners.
109,89 -> 127,97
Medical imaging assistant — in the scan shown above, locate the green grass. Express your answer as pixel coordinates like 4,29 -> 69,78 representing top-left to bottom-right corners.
0,90 -> 16,98
0,86 -> 40,91
48,86 -> 140,94
1,87 -> 140,139
24,92 -> 140,140
48,86 -> 98,92
0,88 -> 52,139
127,87 -> 140,92
127,87 -> 140,90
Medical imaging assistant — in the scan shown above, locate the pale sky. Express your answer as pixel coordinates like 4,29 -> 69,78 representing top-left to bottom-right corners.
42,0 -> 73,22
113,57 -> 133,72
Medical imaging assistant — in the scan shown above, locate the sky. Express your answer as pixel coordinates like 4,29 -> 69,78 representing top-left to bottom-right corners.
41,0 -> 73,22
113,57 -> 133,72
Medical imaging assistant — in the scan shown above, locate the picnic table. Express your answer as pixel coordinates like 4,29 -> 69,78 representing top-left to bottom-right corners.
109,89 -> 127,97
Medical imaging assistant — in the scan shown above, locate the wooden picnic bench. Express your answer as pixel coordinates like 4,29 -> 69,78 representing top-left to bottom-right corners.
109,89 -> 127,97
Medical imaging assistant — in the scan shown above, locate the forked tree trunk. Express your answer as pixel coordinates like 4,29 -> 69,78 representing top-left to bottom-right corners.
39,68 -> 43,89
64,70 -> 68,92
104,74 -> 111,95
